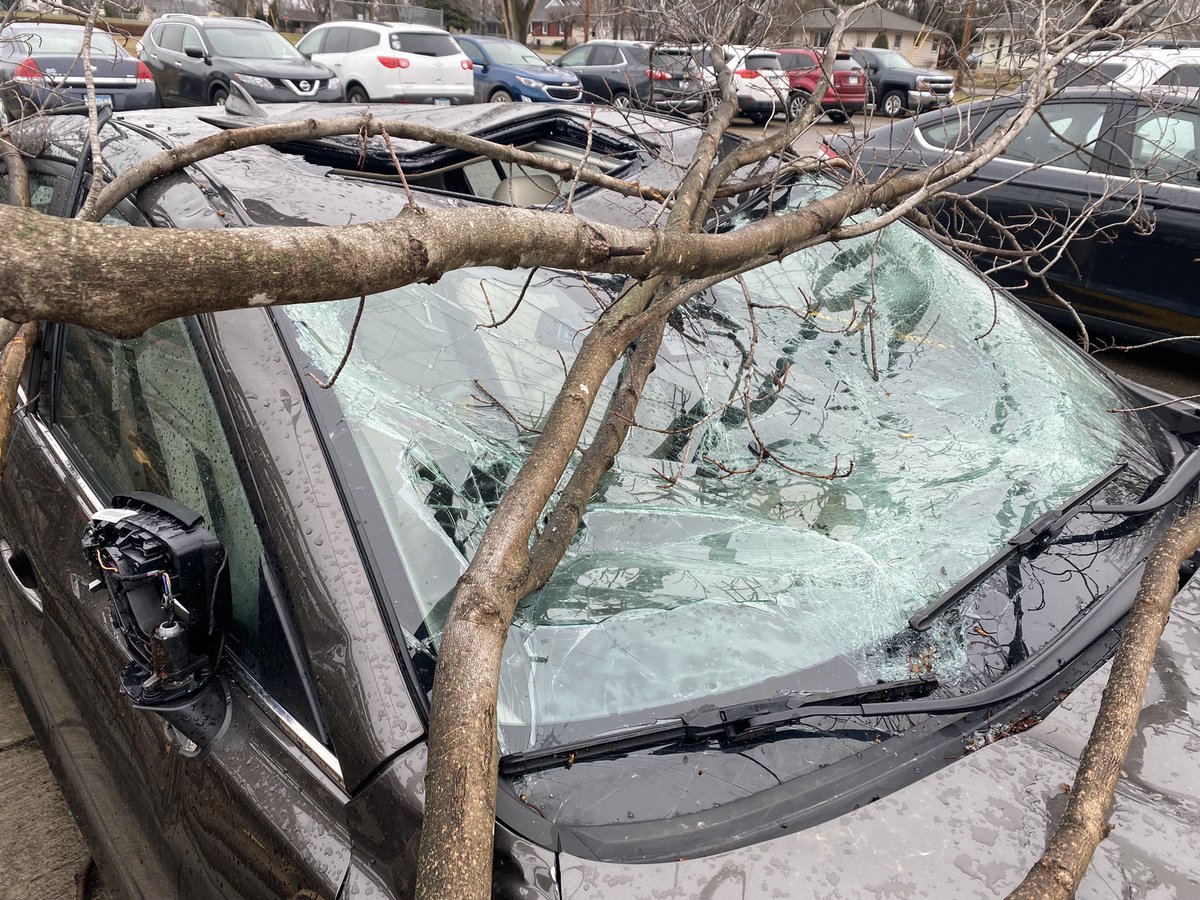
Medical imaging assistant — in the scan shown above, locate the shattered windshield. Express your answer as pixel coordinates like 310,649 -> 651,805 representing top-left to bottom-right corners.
283,180 -> 1142,753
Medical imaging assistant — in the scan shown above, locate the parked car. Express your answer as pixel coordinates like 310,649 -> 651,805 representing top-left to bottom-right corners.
555,39 -> 706,113
723,45 -> 791,124
850,46 -> 954,116
137,13 -> 339,107
826,85 -> 1200,349
775,46 -> 868,122
455,34 -> 581,103
1065,40 -> 1200,93
2,101 -> 1200,899
295,21 -> 473,105
0,23 -> 157,117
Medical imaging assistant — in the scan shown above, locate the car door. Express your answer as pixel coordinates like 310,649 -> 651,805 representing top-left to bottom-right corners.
558,44 -> 611,102
950,98 -> 1124,310
178,24 -> 210,106
0,173 -> 353,898
147,22 -> 183,103
1089,101 -> 1200,339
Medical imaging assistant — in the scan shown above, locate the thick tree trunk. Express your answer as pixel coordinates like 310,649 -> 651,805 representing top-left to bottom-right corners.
1008,506 -> 1200,899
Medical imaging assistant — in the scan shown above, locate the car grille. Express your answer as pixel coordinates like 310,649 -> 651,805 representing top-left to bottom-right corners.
928,80 -> 954,95
546,85 -> 581,100
274,78 -> 326,96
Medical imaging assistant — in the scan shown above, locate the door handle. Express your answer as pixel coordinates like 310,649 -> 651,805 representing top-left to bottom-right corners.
0,540 -> 42,612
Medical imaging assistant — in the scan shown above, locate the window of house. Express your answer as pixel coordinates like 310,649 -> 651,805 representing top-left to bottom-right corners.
893,33 -> 902,49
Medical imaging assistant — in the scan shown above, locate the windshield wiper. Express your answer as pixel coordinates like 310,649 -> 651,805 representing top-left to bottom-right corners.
498,676 -> 938,777
910,445 -> 1200,632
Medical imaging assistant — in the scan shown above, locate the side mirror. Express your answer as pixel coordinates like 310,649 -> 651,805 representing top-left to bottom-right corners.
83,492 -> 231,750
184,45 -> 206,60
299,49 -> 312,59
476,63 -> 487,73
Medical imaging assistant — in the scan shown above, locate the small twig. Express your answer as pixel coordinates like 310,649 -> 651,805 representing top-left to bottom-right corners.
476,267 -> 539,331
305,295 -> 364,389
471,381 -> 542,435
377,124 -> 417,209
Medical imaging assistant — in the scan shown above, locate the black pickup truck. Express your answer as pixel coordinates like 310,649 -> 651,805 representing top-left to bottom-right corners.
850,47 -> 955,116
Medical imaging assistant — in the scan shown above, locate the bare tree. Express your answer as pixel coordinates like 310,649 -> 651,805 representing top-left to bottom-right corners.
1,2 -> 1197,899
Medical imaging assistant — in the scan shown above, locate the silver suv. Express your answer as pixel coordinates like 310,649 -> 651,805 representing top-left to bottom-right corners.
138,14 -> 341,107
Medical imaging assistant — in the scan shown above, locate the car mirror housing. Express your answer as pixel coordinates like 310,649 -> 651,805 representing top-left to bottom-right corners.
82,493 -> 230,705
184,45 -> 207,60
299,49 -> 311,60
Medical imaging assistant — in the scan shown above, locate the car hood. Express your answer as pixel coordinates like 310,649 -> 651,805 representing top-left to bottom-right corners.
910,67 -> 954,80
554,577 -> 1200,897
226,57 -> 335,80
496,63 -> 579,84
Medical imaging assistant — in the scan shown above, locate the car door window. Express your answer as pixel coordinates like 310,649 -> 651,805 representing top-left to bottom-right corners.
157,23 -> 183,53
320,26 -> 349,55
296,29 -> 324,55
983,102 -> 1110,171
52,312 -> 326,738
1157,64 -> 1200,88
1130,108 -> 1200,183
558,45 -> 590,67
346,27 -> 378,53
591,45 -> 621,66
458,38 -> 485,66
180,25 -> 204,56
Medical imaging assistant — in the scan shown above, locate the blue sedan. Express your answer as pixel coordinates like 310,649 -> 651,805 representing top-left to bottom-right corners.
456,35 -> 582,103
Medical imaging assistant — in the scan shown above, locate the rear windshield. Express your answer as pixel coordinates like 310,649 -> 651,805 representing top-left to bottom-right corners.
3,27 -> 123,58
745,53 -> 782,70
389,32 -> 459,57
205,27 -> 302,60
833,58 -> 861,71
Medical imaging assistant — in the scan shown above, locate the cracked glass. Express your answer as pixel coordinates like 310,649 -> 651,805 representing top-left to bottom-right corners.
282,178 -> 1153,753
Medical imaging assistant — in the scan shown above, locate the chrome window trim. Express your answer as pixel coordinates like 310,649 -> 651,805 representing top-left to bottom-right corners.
16,385 -> 346,793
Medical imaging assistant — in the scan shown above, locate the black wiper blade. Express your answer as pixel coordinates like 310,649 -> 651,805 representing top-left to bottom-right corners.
498,676 -> 938,777
907,463 -> 1127,632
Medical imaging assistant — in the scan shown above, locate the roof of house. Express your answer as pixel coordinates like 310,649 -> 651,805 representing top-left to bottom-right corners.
796,7 -> 947,38
531,0 -> 582,21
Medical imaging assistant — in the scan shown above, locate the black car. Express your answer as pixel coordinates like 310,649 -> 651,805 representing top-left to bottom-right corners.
555,40 -> 707,113
850,46 -> 954,117
828,86 -> 1200,348
0,23 -> 157,117
1,101 -> 1199,898
137,14 -> 340,107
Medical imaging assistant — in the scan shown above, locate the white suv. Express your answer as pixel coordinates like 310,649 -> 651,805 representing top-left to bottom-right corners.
1068,41 -> 1200,94
296,21 -> 473,105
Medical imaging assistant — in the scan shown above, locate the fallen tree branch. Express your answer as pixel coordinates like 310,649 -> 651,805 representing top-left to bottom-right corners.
1007,504 -> 1200,899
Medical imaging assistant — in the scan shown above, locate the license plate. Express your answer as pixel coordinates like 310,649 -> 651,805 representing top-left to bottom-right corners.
433,97 -> 451,107
847,76 -> 859,85
95,94 -> 112,105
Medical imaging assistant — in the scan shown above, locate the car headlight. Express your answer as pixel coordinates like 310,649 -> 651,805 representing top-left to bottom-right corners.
327,76 -> 341,90
515,76 -> 542,89
233,73 -> 271,89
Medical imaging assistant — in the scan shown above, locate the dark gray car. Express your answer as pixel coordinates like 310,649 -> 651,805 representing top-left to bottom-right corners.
0,23 -> 157,117
137,14 -> 340,107
0,102 -> 1198,898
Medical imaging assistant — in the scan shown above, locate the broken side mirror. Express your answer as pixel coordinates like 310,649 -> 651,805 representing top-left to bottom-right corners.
82,492 -> 231,751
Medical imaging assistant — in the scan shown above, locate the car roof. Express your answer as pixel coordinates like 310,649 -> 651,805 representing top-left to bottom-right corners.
155,13 -> 269,28
312,20 -> 452,34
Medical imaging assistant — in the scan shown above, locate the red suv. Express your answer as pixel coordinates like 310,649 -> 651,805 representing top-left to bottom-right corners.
774,47 -> 868,122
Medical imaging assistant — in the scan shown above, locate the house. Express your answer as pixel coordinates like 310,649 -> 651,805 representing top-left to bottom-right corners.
529,0 -> 582,45
790,7 -> 948,69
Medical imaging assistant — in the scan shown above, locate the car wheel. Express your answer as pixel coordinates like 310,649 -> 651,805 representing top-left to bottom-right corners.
786,92 -> 810,122
827,109 -> 848,124
489,89 -> 514,103
610,91 -> 632,110
748,111 -> 772,125
881,89 -> 906,117
347,85 -> 369,104
211,85 -> 229,108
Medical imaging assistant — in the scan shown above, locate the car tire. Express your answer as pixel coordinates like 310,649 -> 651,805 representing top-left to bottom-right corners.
748,111 -> 772,125
211,85 -> 229,108
881,89 -> 906,117
347,85 -> 369,104
827,109 -> 848,124
610,91 -> 632,110
489,89 -> 514,103
786,92 -> 810,122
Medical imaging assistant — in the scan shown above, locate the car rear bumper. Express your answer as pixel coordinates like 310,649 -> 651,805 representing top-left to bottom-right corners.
3,83 -> 157,114
378,83 -> 475,103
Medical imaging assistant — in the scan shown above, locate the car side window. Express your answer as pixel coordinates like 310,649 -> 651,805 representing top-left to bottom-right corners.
458,38 -> 484,66
53,312 -> 325,738
295,29 -> 324,55
1157,65 -> 1200,88
320,26 -> 349,55
1130,108 -> 1200,183
180,25 -> 204,56
984,102 -> 1109,171
157,23 -> 183,54
591,45 -> 621,66
346,27 -> 378,53
558,45 -> 590,67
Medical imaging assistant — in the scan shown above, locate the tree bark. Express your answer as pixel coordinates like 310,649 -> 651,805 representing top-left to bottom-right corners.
1007,506 -> 1200,899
